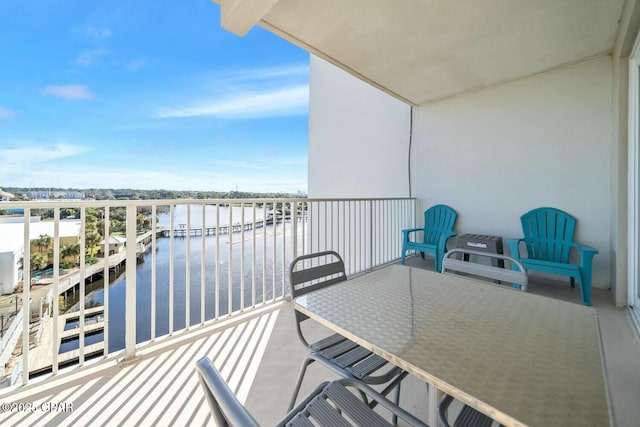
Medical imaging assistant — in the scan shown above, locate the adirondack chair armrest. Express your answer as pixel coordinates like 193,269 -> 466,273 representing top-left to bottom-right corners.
506,238 -> 525,259
570,242 -> 599,255
402,227 -> 424,240
569,242 -> 598,267
437,231 -> 457,250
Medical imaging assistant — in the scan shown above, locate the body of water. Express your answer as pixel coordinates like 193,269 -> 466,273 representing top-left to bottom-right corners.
63,204 -> 298,353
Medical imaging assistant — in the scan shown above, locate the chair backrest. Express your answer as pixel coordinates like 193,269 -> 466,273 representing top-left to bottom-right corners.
520,207 -> 576,263
423,205 -> 457,245
442,249 -> 528,289
289,251 -> 346,298
289,251 -> 346,341
195,357 -> 260,427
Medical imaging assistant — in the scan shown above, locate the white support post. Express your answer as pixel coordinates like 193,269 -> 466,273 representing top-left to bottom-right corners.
22,209 -> 30,386
79,207 -> 86,366
53,208 -> 60,373
125,205 -> 137,359
103,207 -> 110,355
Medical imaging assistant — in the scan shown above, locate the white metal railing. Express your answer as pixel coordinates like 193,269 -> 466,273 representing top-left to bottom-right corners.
0,197 -> 415,388
0,309 -> 23,373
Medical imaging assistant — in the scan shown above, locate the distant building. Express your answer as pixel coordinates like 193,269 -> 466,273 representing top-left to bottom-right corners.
0,189 -> 15,201
99,236 -> 126,257
30,191 -> 86,200
0,220 -> 81,295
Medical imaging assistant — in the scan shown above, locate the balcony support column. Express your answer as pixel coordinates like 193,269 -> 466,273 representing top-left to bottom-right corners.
125,205 -> 137,360
219,0 -> 280,36
22,209 -> 30,386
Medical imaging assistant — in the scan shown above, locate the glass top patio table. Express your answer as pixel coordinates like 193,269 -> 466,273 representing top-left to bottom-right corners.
293,264 -> 611,427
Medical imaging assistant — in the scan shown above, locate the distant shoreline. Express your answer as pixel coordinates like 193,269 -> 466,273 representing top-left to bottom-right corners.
0,186 -> 307,202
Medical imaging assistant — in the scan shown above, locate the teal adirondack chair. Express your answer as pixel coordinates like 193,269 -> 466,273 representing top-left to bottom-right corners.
401,205 -> 457,272
506,207 -> 598,306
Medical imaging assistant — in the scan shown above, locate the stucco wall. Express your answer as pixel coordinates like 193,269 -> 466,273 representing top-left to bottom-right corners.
415,57 -> 613,288
308,56 -> 411,198
0,251 -> 19,295
308,55 -> 615,289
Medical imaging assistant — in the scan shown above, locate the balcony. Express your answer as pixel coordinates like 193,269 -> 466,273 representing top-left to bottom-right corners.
0,198 -> 638,425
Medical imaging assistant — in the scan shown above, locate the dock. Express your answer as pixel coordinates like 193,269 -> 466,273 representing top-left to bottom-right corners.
159,221 -> 266,237
23,306 -> 105,375
158,214 -> 306,238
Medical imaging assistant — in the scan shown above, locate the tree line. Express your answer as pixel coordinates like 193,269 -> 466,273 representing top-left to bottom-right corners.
1,187 -> 306,201
29,207 -> 153,272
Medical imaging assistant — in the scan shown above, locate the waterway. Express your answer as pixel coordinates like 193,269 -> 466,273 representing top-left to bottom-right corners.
62,204 -> 298,353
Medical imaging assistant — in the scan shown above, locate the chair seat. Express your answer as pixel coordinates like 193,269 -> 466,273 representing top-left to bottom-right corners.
439,394 -> 501,427
310,333 -> 401,383
404,241 -> 437,252
453,405 -> 494,427
520,258 -> 580,275
281,377 -> 429,426
286,381 -> 393,427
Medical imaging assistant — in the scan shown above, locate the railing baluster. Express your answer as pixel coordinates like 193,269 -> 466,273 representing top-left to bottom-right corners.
22,209 -> 30,386
281,202 -> 286,298
215,204 -> 220,319
125,205 -> 137,359
186,204 -> 191,329
169,204 -> 175,335
104,206 -> 111,353
262,204 -> 267,304
241,203 -> 245,311
201,204 -> 206,324
79,206 -> 86,366
228,204 -> 233,315
53,208 -> 60,373
292,202 -> 298,263
272,202 -> 276,302
252,203 -> 256,307
150,205 -> 156,341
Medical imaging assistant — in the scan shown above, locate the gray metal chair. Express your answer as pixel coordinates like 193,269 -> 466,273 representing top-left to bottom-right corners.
288,251 -> 407,412
441,248 -> 528,290
439,394 -> 501,427
195,357 -> 429,427
439,248 -> 521,427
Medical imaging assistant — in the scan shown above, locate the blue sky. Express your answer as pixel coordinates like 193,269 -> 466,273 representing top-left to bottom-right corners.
0,0 -> 309,193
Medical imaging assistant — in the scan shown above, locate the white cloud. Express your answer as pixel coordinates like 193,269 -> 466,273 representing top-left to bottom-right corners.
126,58 -> 147,71
218,64 -> 309,84
0,143 -> 92,188
156,85 -> 308,119
0,107 -> 15,120
86,27 -> 111,39
42,85 -> 94,100
75,49 -> 106,67
0,144 -> 90,166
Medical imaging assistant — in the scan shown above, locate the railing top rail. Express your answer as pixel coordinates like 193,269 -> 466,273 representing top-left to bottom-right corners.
0,197 -> 416,209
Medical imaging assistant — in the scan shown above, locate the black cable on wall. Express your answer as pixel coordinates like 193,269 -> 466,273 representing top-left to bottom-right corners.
408,106 -> 413,198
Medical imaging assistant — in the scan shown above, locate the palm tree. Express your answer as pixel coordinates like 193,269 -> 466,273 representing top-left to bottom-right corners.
61,243 -> 81,265
85,230 -> 101,257
34,234 -> 52,253
30,252 -> 48,271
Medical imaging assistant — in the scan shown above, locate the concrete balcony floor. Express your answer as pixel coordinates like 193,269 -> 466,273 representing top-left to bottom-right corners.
0,259 -> 638,426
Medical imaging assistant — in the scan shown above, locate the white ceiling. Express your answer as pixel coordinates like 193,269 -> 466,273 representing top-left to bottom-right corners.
214,0 -> 626,105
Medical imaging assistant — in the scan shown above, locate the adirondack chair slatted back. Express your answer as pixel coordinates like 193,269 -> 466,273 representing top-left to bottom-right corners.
521,207 -> 576,263
423,205 -> 457,245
